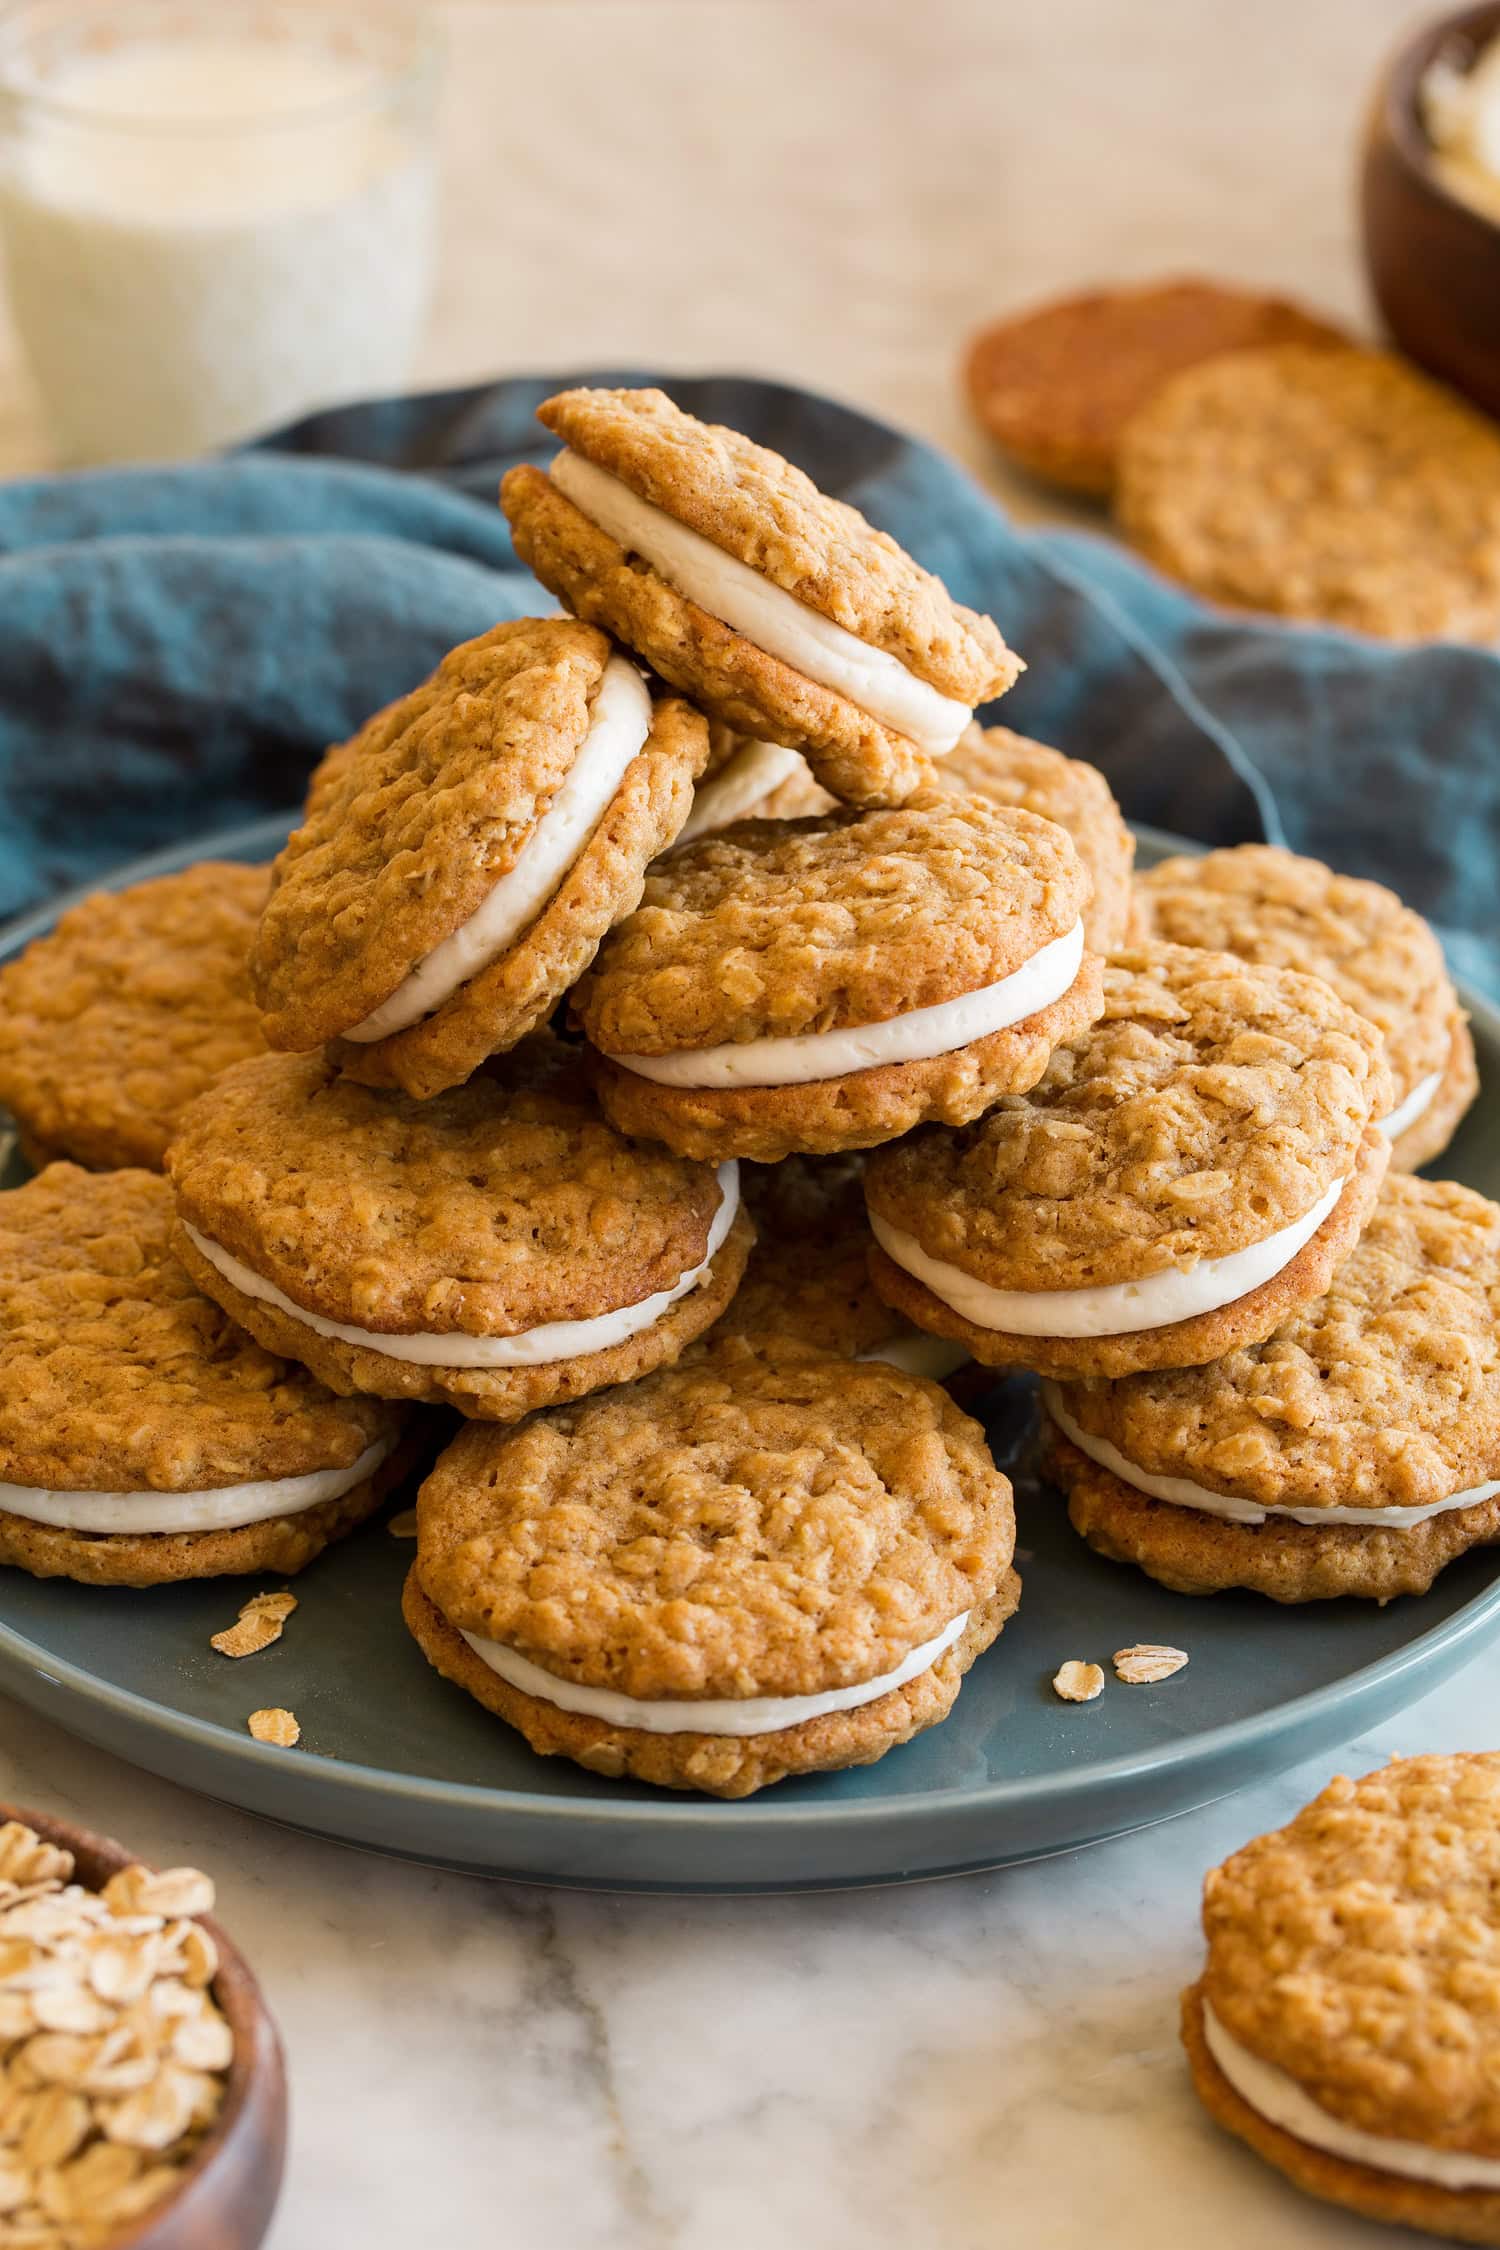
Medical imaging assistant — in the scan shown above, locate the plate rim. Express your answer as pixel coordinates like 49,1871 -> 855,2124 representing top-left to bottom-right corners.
3,812 -> 1499,1853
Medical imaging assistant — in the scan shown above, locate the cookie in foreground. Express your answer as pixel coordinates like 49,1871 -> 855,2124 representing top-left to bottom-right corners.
865,943 -> 1392,1379
575,792 -> 1102,1163
251,617 -> 708,1100
1133,842 -> 1475,1172
404,1338 -> 1019,1797
963,277 -> 1344,496
1115,342 -> 1500,641
168,1033 -> 752,1419
500,385 -> 1020,808
945,723 -> 1135,950
0,1166 -> 408,1587
0,860 -> 267,1171
1040,1172 -> 1500,1602
1184,1754 -> 1500,2242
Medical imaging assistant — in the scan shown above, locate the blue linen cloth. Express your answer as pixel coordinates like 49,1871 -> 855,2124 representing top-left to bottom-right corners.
0,370 -> 1495,995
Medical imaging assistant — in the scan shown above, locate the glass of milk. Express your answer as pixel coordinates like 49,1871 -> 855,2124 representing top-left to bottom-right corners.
0,1 -> 440,463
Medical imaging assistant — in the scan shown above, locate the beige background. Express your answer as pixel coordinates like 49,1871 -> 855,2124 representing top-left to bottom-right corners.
0,0 -> 1408,513
1,8 -> 1477,2250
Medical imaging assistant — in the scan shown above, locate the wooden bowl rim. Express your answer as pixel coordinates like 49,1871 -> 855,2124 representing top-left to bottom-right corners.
0,1800 -> 284,2250
1374,0 -> 1500,232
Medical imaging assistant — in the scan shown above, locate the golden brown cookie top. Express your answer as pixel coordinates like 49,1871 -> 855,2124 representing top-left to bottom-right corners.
0,863 -> 267,1172
575,792 -> 1089,1056
945,725 -> 1135,949
1201,1755 -> 1500,2155
416,1336 -> 1014,1699
1116,344 -> 1500,640
717,1156 -> 902,1357
536,387 -> 1019,702
0,1166 -> 396,1492
1051,1174 -> 1500,1508
865,943 -> 1392,1289
167,1035 -> 732,1338
252,617 -> 642,1049
964,278 -> 1344,495
1132,844 -> 1458,1111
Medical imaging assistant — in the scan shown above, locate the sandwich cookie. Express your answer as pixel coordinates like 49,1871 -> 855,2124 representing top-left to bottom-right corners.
1116,343 -> 1500,641
676,727 -> 831,844
0,862 -> 267,1172
167,1035 -> 752,1420
403,1338 -> 1019,1797
1184,1754 -> 1500,2241
945,724 -> 1135,949
1133,843 -> 1476,1173
865,944 -> 1392,1379
1041,1173 -> 1500,1601
0,1166 -> 407,1588
251,617 -> 709,1101
717,1155 -> 970,1382
501,386 -> 1021,809
574,792 -> 1102,1163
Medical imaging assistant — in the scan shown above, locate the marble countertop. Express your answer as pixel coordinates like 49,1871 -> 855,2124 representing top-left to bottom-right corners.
0,2 -> 1483,2245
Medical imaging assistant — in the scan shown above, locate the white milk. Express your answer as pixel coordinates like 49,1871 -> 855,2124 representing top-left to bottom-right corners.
0,27 -> 437,462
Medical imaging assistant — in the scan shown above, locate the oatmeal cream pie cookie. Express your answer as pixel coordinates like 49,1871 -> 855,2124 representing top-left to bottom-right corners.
676,725 -> 831,844
251,616 -> 709,1101
945,724 -> 1134,950
0,862 -> 267,1172
574,792 -> 1102,1164
865,943 -> 1392,1380
1184,1754 -> 1500,2242
717,1155 -> 969,1381
403,1338 -> 1019,1797
500,386 -> 1020,809
1041,1173 -> 1500,1603
0,1166 -> 407,1588
167,1034 -> 752,1419
1116,343 -> 1500,641
1133,843 -> 1476,1173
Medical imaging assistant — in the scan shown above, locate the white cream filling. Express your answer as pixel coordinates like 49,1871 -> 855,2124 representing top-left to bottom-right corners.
183,1164 -> 738,1370
1203,2003 -> 1500,2192
1043,1386 -> 1500,1529
609,920 -> 1085,1091
342,655 -> 653,1043
871,1172 -> 1346,1340
457,1608 -> 970,1737
0,1437 -> 393,1536
1379,1066 -> 1446,1143
677,739 -> 807,844
550,448 -> 972,758
859,1333 -> 972,1381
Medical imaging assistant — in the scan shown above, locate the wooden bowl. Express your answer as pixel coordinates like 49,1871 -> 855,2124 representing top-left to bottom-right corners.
1360,1 -> 1500,417
1,1802 -> 287,2250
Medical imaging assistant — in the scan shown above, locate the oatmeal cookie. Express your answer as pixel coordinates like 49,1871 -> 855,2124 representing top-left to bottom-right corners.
946,725 -> 1134,948
1116,344 -> 1500,640
576,792 -> 1102,1162
963,278 -> 1344,496
1041,1172 -> 1500,1600
0,862 -> 267,1172
1133,843 -> 1475,1170
0,1165 -> 407,1587
405,1337 -> 1019,1796
251,617 -> 708,1100
678,729 -> 833,842
501,386 -> 1020,808
865,943 -> 1392,1378
167,1035 -> 752,1419
1184,1756 -> 1500,2240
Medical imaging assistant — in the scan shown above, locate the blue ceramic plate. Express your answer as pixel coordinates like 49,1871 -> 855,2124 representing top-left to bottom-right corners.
1,818 -> 1497,1891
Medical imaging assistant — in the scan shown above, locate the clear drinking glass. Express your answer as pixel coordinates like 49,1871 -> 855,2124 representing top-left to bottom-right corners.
0,0 -> 441,463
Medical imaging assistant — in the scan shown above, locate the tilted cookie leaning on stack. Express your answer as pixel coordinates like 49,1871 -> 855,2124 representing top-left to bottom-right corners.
501,385 -> 1021,806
